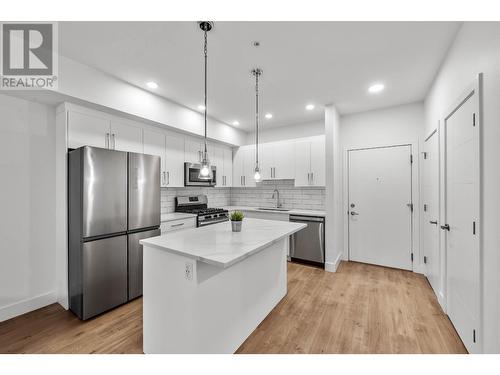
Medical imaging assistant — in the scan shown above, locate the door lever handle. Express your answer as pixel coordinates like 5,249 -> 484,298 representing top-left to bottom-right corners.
440,224 -> 450,231
429,220 -> 438,225
350,211 -> 359,216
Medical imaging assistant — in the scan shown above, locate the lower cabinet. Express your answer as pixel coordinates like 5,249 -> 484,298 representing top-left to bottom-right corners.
160,217 -> 197,233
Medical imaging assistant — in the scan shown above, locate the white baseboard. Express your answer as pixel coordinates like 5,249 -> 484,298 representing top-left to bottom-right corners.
325,252 -> 343,273
0,291 -> 57,322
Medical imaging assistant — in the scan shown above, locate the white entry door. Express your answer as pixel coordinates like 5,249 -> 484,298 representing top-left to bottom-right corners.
443,85 -> 480,353
422,131 -> 440,296
348,145 -> 412,270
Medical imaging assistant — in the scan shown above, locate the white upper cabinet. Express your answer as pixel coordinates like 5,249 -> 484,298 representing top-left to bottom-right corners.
67,110 -> 110,149
273,141 -> 295,179
243,147 -> 256,188
232,147 -> 244,187
212,145 -> 224,187
110,120 -> 143,153
294,140 -> 311,186
258,143 -> 273,180
185,138 -> 203,163
293,136 -> 325,187
143,129 -> 167,187
310,137 -> 325,186
223,148 -> 233,188
254,141 -> 295,180
164,132 -> 185,187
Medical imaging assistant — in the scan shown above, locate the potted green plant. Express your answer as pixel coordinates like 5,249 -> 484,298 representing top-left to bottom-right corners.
230,211 -> 244,232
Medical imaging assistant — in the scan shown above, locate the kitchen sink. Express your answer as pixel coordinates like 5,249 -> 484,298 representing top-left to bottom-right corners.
257,207 -> 290,212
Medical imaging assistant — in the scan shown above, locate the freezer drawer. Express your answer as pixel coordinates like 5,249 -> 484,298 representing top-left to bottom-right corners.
82,235 -> 128,319
128,228 -> 160,300
82,146 -> 128,238
289,215 -> 325,265
128,152 -> 161,231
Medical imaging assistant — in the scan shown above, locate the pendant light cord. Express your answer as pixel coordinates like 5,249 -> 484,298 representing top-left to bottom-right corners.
255,70 -> 259,165
203,30 -> 208,154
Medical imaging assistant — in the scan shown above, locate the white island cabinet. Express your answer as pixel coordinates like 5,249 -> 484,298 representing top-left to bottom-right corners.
140,218 -> 306,354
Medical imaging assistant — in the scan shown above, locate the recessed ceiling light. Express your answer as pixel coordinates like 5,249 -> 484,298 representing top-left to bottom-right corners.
265,113 -> 273,119
232,121 -> 240,126
198,105 -> 206,110
146,81 -> 158,89
306,104 -> 315,110
368,83 -> 385,94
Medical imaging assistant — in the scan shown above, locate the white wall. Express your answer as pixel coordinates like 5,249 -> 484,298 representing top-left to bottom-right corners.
0,94 -> 58,321
324,105 -> 342,271
340,102 -> 425,148
244,120 -> 324,145
424,22 -> 500,354
339,102 -> 425,271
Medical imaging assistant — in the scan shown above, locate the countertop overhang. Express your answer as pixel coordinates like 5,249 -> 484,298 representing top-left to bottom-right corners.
140,218 -> 306,268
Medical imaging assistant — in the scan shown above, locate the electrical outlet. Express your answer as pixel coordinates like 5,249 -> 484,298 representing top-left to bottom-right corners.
185,262 -> 193,281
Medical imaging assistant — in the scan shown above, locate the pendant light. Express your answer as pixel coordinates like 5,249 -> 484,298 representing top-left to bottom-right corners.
252,68 -> 263,182
198,21 -> 214,180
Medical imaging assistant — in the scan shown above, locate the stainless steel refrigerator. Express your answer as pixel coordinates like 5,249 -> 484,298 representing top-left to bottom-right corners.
68,146 -> 160,320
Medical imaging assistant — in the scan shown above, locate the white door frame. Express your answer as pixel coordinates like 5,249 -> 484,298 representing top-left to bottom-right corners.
421,126 -> 446,308
344,143 -> 416,269
439,74 -> 482,352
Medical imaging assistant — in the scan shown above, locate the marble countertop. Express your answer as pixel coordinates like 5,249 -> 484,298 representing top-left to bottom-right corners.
161,212 -> 197,222
223,206 -> 326,217
140,218 -> 306,268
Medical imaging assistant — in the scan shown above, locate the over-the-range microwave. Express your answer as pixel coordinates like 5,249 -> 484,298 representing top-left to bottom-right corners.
184,162 -> 217,187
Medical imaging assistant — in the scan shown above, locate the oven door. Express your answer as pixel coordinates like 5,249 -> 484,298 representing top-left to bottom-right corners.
184,163 -> 216,187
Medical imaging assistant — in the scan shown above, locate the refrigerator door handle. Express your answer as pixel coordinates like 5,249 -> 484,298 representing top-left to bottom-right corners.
105,132 -> 110,149
111,133 -> 116,150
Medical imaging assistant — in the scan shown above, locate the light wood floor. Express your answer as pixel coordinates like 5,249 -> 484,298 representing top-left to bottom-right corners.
0,261 -> 466,354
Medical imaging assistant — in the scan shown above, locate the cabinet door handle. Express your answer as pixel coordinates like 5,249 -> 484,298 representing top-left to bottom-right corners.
307,173 -> 311,185
429,220 -> 438,225
441,224 -> 450,231
105,133 -> 110,149
167,171 -> 170,185
112,133 -> 116,149
311,172 -> 314,185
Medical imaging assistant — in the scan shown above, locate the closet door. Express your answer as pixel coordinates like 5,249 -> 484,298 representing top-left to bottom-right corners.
442,83 -> 480,353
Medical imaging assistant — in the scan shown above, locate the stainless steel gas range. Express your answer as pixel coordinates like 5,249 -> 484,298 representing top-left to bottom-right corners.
175,195 -> 229,227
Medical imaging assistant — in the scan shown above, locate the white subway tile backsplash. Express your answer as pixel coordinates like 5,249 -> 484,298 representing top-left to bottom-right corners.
230,179 -> 325,211
161,180 -> 325,214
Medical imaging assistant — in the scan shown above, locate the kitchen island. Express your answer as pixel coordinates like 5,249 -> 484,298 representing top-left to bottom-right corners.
139,218 -> 306,354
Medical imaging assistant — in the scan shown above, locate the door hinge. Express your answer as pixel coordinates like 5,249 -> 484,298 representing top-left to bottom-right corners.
422,152 -> 427,159
410,154 -> 413,163
473,113 -> 476,127
423,204 -> 427,212
411,253 -> 414,262
423,256 -> 427,264
473,329 -> 476,343
473,221 -> 476,235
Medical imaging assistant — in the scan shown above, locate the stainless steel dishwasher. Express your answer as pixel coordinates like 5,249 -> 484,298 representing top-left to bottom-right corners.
289,215 -> 325,266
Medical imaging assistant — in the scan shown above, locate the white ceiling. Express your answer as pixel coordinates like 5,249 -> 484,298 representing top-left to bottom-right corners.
59,21 -> 460,132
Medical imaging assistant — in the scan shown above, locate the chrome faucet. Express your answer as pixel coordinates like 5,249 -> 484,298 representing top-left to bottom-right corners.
272,189 -> 281,208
